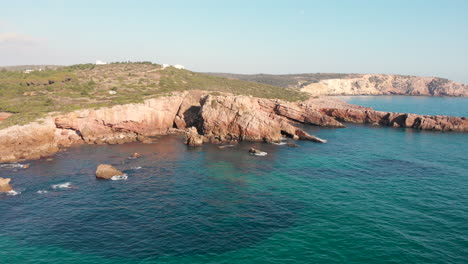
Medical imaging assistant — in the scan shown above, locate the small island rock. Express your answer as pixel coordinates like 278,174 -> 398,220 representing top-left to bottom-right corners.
129,152 -> 141,159
95,164 -> 123,179
0,177 -> 13,192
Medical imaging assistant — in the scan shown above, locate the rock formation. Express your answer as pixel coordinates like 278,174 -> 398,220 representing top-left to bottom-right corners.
249,148 -> 266,155
0,177 -> 13,192
129,153 -> 141,159
319,108 -> 468,131
0,91 -> 466,163
184,127 -> 204,146
95,164 -> 124,179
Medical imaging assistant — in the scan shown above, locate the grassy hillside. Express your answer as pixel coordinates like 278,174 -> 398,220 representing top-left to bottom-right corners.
0,63 -> 307,128
205,73 -> 360,88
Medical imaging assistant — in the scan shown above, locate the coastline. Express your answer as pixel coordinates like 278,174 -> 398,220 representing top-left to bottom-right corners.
0,91 -> 466,164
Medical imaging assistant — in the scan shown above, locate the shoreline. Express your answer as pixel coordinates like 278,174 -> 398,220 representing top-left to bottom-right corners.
0,91 -> 466,164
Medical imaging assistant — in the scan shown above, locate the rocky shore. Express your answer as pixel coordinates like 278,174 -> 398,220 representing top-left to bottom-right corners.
0,91 -> 466,163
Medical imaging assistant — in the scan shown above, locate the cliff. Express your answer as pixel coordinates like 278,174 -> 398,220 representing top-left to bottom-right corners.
0,91 -> 466,163
206,73 -> 468,97
300,74 -> 467,97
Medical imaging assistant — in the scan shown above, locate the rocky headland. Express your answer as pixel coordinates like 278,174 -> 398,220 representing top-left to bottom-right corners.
0,91 -> 466,163
207,73 -> 468,97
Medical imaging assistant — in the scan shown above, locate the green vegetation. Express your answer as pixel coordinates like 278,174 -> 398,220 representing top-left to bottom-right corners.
205,72 -> 361,88
0,63 -> 308,128
158,68 -> 307,101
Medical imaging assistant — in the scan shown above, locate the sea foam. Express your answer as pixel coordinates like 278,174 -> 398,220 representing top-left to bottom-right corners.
111,174 -> 128,181
272,142 -> 287,145
6,190 -> 20,196
51,182 -> 72,189
0,163 -> 29,169
254,151 -> 268,156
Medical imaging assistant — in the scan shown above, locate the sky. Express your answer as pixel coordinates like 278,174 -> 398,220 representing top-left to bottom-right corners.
1,0 -> 467,82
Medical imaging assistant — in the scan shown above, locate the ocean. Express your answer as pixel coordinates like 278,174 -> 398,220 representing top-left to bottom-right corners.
0,96 -> 467,264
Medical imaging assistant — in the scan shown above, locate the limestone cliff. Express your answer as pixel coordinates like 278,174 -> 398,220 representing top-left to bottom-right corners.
300,75 -> 467,97
207,73 -> 468,97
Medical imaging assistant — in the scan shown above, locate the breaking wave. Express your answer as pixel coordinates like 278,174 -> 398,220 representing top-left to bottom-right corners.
111,174 -> 128,181
6,190 -> 20,196
51,182 -> 72,189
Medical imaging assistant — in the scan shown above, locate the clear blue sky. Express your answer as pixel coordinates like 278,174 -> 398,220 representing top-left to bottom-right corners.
1,0 -> 467,82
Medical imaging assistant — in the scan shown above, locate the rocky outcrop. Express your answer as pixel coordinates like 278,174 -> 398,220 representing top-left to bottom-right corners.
249,148 -> 267,155
273,103 -> 344,127
320,108 -> 468,131
199,95 -> 326,143
184,127 -> 204,146
0,177 -> 13,192
95,164 -> 123,179
0,120 -> 63,163
0,91 -> 466,163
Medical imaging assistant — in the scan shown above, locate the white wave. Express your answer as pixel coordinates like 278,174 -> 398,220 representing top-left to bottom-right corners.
0,163 -> 29,169
111,174 -> 128,181
218,144 -> 236,149
37,190 -> 48,194
254,151 -> 268,156
51,182 -> 72,189
272,142 -> 287,145
130,166 -> 142,170
6,190 -> 20,196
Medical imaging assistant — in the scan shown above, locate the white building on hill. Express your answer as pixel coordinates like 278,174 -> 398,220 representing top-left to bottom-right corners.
161,64 -> 185,70
96,60 -> 107,65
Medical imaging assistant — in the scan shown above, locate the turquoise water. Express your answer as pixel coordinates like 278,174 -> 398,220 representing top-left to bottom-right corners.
337,95 -> 468,117
0,97 -> 467,264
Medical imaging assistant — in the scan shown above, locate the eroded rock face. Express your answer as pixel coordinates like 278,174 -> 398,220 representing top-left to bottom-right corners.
320,108 -> 468,132
199,95 -> 326,143
273,103 -> 345,127
0,119 -> 61,163
95,164 -> 123,179
55,94 -> 187,144
0,177 -> 13,192
184,127 -> 204,146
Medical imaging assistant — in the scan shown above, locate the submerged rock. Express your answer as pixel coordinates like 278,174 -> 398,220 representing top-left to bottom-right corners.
95,164 -> 124,179
287,143 -> 300,148
128,152 -> 141,159
184,127 -> 203,146
249,147 -> 268,156
0,177 -> 13,193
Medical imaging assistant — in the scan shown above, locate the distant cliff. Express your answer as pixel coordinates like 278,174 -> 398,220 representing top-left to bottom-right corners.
206,73 -> 468,97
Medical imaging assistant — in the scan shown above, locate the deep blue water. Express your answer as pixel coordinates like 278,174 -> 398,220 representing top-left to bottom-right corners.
0,96 -> 467,263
